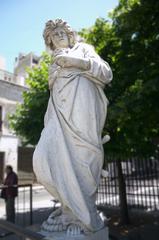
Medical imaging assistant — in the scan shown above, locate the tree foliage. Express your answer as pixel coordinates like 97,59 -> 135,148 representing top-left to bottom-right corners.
9,53 -> 50,145
81,0 -> 159,156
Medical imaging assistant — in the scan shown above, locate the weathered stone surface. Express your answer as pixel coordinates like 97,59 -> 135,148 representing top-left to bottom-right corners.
33,19 -> 112,238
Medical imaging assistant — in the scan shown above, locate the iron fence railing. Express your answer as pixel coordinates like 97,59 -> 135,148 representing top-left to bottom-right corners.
96,157 -> 159,210
0,184 -> 33,226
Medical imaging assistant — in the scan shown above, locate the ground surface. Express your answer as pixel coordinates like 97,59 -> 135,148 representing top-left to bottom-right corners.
0,186 -> 159,239
102,207 -> 159,239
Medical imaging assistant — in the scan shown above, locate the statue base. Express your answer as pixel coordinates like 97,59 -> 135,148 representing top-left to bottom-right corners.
40,227 -> 109,240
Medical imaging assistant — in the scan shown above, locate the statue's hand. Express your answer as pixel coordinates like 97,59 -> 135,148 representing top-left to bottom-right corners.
54,55 -> 73,68
55,55 -> 90,70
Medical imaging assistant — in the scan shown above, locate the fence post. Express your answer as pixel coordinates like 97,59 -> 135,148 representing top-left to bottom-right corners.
30,184 -> 33,225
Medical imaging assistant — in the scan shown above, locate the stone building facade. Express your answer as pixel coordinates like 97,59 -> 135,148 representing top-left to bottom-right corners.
0,52 -> 39,182
0,78 -> 28,182
14,52 -> 40,86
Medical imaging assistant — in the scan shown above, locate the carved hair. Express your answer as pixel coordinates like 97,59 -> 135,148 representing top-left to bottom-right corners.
43,19 -> 76,50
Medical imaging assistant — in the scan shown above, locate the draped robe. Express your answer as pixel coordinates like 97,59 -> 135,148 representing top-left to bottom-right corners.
33,42 -> 112,231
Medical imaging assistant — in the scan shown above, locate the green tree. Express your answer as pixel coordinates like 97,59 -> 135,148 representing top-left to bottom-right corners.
106,0 -> 159,157
81,0 -> 159,157
109,0 -> 159,224
9,53 -> 51,145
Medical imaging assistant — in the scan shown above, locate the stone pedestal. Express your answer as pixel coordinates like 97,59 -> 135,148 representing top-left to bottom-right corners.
41,227 -> 109,240
26,225 -> 109,240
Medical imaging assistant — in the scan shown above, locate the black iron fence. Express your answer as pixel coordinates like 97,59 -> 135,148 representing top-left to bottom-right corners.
0,184 -> 33,226
96,156 -> 159,210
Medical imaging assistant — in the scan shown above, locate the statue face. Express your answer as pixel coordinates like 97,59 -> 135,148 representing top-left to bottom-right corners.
51,27 -> 69,49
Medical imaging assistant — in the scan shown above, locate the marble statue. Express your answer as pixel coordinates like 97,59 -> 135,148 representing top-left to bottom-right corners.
33,19 -> 112,239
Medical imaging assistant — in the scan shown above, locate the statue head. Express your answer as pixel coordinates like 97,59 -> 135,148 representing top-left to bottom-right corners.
43,19 -> 76,51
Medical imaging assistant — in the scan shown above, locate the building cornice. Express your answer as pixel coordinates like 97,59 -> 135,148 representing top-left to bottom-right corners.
0,79 -> 28,90
0,79 -> 28,102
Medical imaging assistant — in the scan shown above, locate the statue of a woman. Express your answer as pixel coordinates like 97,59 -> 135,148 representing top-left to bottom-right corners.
33,19 -> 112,237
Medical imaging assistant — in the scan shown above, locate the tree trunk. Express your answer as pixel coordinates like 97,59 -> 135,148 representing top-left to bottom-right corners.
116,158 -> 130,224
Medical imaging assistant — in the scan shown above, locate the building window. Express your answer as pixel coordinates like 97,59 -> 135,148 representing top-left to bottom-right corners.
32,58 -> 38,64
0,106 -> 2,132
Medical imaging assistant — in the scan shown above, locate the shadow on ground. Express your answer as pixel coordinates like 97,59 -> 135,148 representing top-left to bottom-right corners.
1,207 -> 159,239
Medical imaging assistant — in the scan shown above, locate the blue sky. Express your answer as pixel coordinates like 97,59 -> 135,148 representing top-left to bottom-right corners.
0,0 -> 119,72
